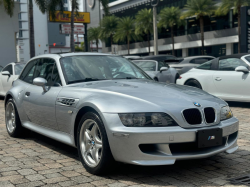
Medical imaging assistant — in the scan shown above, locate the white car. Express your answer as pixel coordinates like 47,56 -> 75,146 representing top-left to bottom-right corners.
0,62 -> 25,96
177,54 -> 250,102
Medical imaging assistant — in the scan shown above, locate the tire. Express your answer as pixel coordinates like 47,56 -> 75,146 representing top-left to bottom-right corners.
77,112 -> 115,175
154,77 -> 158,82
5,98 -> 24,137
185,79 -> 202,89
175,74 -> 180,84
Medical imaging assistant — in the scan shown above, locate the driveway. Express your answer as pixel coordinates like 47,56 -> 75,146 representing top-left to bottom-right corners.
0,99 -> 249,187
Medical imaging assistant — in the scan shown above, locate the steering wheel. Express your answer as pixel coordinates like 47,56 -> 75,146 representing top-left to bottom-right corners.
112,72 -> 136,78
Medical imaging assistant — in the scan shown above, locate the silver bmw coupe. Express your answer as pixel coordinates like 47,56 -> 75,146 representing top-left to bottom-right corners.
5,53 -> 239,174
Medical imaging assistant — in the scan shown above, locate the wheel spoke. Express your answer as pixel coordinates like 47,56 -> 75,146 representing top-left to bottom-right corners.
90,123 -> 98,137
90,147 -> 99,163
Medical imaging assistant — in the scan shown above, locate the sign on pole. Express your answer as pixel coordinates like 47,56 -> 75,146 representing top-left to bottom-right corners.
60,24 -> 85,34
49,11 -> 90,23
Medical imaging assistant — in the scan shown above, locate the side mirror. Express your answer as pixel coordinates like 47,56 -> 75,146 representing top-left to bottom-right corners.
2,71 -> 10,76
33,77 -> 48,92
160,67 -> 169,73
235,66 -> 249,74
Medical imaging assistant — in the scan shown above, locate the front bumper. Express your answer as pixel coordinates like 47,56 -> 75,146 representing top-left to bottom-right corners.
102,113 -> 239,165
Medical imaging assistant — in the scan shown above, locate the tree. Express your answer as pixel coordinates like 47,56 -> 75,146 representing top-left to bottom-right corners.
181,0 -> 217,55
99,15 -> 119,48
114,17 -> 138,55
0,0 -> 15,17
88,27 -> 101,52
158,7 -> 183,56
216,0 -> 250,53
135,8 -> 153,54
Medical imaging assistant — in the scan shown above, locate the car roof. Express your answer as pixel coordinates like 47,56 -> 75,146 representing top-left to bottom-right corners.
142,55 -> 174,59
219,53 -> 249,60
184,56 -> 215,60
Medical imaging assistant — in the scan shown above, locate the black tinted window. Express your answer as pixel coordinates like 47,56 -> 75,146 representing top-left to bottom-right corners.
190,58 -> 210,64
51,64 -> 62,86
219,58 -> 249,71
2,65 -> 13,75
33,58 -> 54,86
19,60 -> 37,83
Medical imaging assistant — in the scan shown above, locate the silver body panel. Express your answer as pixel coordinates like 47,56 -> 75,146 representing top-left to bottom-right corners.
6,53 -> 239,166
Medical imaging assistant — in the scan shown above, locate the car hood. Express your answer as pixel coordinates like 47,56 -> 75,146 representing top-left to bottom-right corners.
69,79 -> 226,109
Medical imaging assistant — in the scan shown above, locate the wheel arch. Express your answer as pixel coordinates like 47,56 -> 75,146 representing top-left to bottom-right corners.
74,105 -> 103,146
4,94 -> 13,108
184,78 -> 203,89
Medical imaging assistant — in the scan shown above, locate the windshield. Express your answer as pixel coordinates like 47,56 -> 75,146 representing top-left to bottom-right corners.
133,61 -> 156,71
244,55 -> 250,63
196,60 -> 213,70
15,64 -> 25,75
60,55 -> 152,84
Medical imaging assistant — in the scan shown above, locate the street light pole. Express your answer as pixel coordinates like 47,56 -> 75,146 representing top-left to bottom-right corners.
151,0 -> 159,55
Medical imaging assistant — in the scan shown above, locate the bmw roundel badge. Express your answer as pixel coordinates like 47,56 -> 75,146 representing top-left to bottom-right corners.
193,102 -> 201,107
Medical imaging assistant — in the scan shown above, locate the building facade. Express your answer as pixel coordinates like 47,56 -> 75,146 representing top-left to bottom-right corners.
0,2 -> 19,67
100,0 -> 241,57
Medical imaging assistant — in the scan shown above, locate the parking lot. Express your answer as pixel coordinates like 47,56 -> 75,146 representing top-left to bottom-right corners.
0,99 -> 249,187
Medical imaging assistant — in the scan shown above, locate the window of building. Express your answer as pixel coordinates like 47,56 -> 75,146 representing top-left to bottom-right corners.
64,0 -> 67,3
18,13 -> 21,19
63,7 -> 68,11
188,45 -> 226,57
19,21 -> 22,28
233,43 -> 238,54
19,31 -> 23,38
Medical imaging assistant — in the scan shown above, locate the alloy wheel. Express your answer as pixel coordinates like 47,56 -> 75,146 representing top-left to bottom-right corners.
79,119 -> 103,168
6,102 -> 16,133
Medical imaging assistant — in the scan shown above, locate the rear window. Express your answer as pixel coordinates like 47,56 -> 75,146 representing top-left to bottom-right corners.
196,60 -> 213,70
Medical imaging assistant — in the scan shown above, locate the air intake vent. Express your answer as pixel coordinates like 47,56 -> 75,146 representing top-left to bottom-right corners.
204,107 -> 216,124
57,98 -> 76,106
183,108 -> 202,125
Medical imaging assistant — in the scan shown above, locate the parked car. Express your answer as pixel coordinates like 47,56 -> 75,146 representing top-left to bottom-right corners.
5,53 -> 238,175
0,62 -> 25,96
123,55 -> 141,60
168,56 -> 215,74
133,60 -> 179,83
141,55 -> 177,61
177,53 -> 250,102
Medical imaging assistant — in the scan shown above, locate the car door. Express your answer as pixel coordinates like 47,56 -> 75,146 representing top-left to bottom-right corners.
1,64 -> 16,94
156,61 -> 174,83
212,58 -> 250,100
21,58 -> 62,130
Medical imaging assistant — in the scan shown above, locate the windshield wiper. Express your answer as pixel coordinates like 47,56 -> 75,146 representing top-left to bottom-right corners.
114,77 -> 139,80
68,78 -> 107,84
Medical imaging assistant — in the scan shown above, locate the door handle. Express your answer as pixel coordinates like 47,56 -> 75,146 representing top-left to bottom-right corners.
215,77 -> 222,81
25,92 -> 30,96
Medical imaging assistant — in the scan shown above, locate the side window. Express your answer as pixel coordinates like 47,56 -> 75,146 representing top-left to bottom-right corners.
219,58 -> 249,71
19,60 -> 37,83
2,65 -> 13,75
158,61 -> 168,71
196,60 -> 213,70
51,64 -> 62,86
190,58 -> 209,64
33,58 -> 54,86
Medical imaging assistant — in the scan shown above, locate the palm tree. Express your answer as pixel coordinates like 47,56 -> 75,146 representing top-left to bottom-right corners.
135,8 -> 153,54
181,0 -> 217,55
88,27 -> 102,52
158,7 -> 183,56
114,17 -> 138,55
0,0 -> 15,17
216,0 -> 250,53
99,15 -> 119,48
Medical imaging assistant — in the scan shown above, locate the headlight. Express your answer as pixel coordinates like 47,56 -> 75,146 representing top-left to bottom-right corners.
118,113 -> 178,127
220,106 -> 233,121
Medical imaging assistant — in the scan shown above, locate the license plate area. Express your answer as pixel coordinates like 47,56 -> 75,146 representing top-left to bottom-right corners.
197,128 -> 223,148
